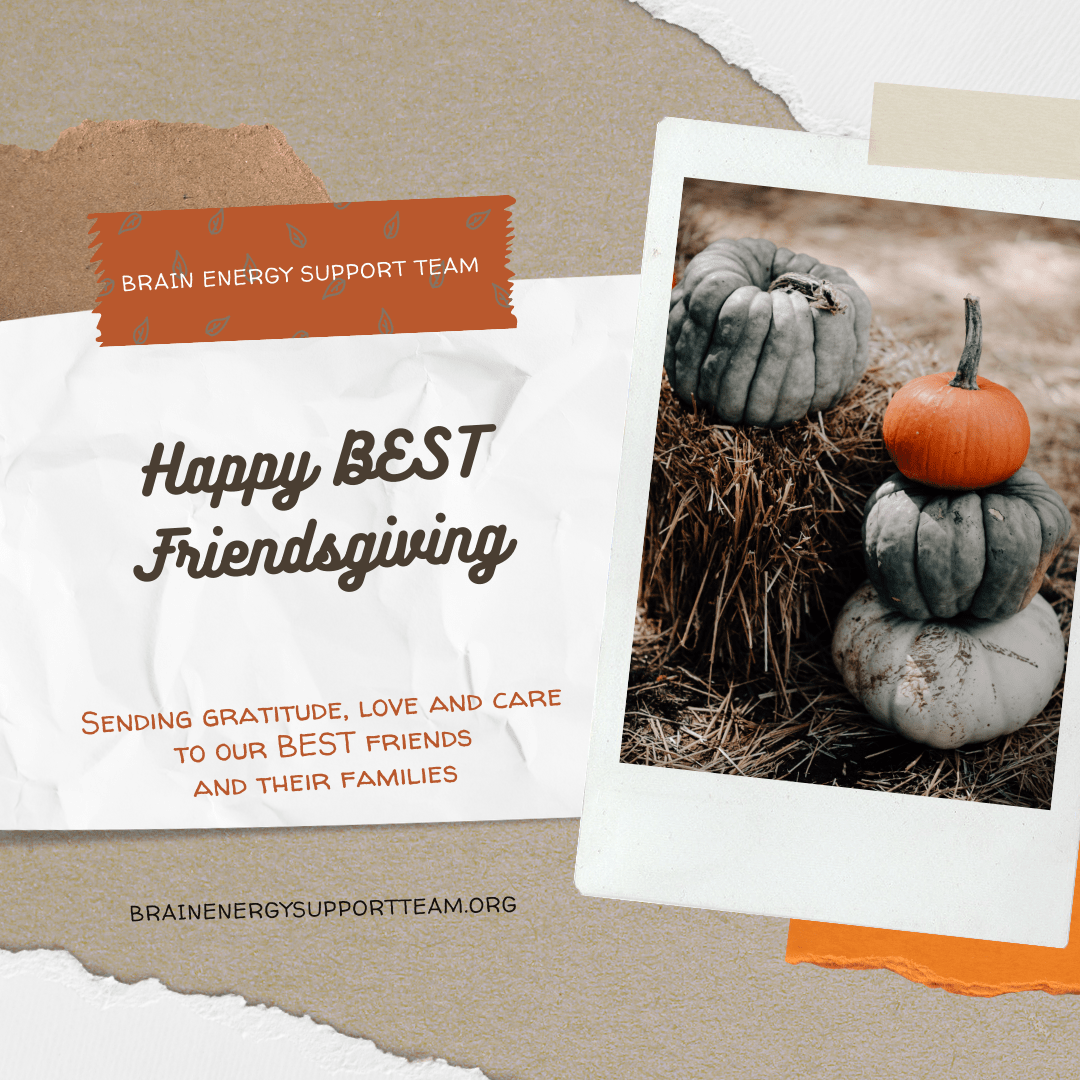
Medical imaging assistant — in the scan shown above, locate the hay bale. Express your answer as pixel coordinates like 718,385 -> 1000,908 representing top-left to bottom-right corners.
639,323 -> 939,695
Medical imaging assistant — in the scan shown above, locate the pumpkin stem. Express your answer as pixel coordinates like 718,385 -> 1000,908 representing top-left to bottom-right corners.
768,272 -> 846,314
949,295 -> 982,390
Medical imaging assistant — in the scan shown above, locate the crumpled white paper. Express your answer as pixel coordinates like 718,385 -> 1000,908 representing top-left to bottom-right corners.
0,947 -> 488,1079
633,0 -> 1080,138
0,276 -> 637,829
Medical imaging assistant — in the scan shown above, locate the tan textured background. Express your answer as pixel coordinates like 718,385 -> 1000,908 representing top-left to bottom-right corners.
4,2 -> 1080,1077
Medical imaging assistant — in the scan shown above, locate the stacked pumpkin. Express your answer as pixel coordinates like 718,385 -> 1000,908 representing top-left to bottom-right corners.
833,295 -> 1072,749
667,242 -> 1071,752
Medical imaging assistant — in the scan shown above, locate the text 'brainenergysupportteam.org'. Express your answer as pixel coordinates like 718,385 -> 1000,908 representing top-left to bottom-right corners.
129,896 -> 517,922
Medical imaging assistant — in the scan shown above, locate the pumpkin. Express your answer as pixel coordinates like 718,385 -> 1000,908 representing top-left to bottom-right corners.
882,295 -> 1030,489
666,238 -> 872,427
863,467 -> 1072,621
832,581 -> 1064,749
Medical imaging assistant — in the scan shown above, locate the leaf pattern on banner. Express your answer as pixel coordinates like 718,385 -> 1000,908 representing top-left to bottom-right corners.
292,330 -> 310,338
95,278 -> 115,299
429,262 -> 445,289
465,209 -> 491,230
286,222 -> 307,248
322,277 -> 346,300
133,317 -> 149,345
172,250 -> 188,275
244,253 -> 258,271
205,316 -> 230,337
492,282 -> 511,308
208,208 -> 225,235
383,211 -> 400,239
378,308 -> 394,335
333,202 -> 351,209
118,212 -> 142,235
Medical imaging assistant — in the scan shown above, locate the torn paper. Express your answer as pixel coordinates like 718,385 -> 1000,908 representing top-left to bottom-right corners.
0,947 -> 487,1078
632,0 -> 1080,138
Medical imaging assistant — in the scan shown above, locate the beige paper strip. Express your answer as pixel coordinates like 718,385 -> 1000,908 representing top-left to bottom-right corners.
869,83 -> 1080,180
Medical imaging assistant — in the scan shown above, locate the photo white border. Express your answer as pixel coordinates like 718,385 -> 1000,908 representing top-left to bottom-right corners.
575,119 -> 1080,947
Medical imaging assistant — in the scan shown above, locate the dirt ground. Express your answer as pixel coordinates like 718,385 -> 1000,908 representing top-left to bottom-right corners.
623,181 -> 1080,809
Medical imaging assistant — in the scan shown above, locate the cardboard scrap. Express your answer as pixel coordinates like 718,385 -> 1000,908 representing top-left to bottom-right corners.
0,120 -> 329,323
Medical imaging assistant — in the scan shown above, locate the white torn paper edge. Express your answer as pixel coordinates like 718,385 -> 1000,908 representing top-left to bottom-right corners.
0,946 -> 487,1079
632,0 -> 1080,138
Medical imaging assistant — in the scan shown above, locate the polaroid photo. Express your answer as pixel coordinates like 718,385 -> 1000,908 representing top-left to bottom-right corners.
575,119 -> 1080,946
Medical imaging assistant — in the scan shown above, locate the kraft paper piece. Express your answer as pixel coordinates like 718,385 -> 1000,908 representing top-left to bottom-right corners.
630,1 -> 1080,138
91,199 -> 515,346
1,947 -> 487,1078
0,121 -> 330,324
869,84 -> 1080,180
0,275 -> 636,829
4,0 -> 1079,1061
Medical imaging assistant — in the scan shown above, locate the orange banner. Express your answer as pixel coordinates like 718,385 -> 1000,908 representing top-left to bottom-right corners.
90,197 -> 515,345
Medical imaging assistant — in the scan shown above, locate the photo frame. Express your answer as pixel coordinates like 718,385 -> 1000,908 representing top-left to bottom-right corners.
575,119 -> 1080,947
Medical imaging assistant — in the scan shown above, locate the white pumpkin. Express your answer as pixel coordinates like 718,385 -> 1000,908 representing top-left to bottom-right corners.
832,581 -> 1065,749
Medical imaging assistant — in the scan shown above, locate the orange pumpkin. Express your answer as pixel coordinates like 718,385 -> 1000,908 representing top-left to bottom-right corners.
882,295 -> 1029,490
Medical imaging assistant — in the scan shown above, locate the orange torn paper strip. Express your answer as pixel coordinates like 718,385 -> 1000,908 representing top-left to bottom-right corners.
90,197 -> 515,345
786,859 -> 1080,997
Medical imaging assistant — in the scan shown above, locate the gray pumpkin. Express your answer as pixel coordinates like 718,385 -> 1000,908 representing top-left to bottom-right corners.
667,238 -> 872,427
863,467 -> 1072,621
